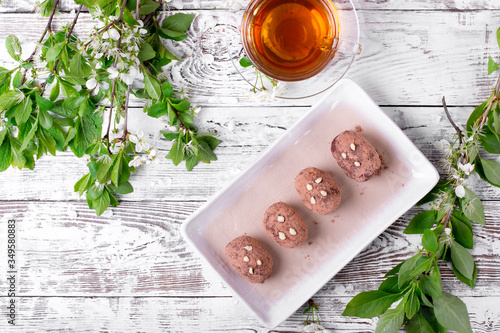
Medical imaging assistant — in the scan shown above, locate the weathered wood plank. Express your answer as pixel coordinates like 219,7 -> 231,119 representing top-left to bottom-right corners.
0,296 -> 499,332
0,200 -> 498,297
1,0 -> 500,12
1,106 -> 500,201
0,11 -> 499,106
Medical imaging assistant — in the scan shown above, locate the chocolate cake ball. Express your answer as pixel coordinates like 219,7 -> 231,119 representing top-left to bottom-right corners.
224,235 -> 273,283
331,130 -> 381,182
294,167 -> 341,215
262,202 -> 308,248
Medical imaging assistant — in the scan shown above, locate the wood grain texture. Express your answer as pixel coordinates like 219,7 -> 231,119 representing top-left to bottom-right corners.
0,296 -> 499,332
0,11 -> 499,106
1,106 -> 500,201
1,0 -> 500,12
0,201 -> 498,297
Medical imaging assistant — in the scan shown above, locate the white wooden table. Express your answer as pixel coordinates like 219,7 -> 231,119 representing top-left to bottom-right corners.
1,0 -> 500,331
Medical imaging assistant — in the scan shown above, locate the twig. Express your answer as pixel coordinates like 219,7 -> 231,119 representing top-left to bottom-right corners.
437,207 -> 454,243
105,0 -> 128,146
172,106 -> 187,130
121,86 -> 131,141
83,22 -> 115,47
442,96 -> 464,146
50,4 -> 83,75
479,72 -> 500,130
20,0 -> 60,86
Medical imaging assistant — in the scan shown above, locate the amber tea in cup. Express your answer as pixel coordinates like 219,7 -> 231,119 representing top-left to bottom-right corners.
241,0 -> 340,81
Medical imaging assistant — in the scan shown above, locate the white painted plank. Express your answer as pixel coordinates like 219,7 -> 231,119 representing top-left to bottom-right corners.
1,106 -> 500,201
0,296 -> 499,332
0,11 -> 499,106
0,201 -> 498,297
1,0 -> 500,12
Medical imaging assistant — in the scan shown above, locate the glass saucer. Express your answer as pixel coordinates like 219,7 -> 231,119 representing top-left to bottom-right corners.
224,0 -> 361,99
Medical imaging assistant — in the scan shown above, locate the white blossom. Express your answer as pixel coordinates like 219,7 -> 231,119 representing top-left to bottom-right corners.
444,227 -> 451,235
86,77 -> 98,90
455,185 -> 466,198
128,155 -> 143,168
457,161 -> 474,175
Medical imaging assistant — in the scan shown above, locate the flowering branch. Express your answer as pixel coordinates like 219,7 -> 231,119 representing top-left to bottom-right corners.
0,0 -> 220,216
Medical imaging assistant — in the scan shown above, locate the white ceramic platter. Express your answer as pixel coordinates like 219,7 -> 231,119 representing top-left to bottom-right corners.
181,78 -> 439,327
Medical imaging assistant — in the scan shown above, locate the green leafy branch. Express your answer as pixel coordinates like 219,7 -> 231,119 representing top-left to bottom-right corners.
0,0 -> 220,215
341,27 -> 500,333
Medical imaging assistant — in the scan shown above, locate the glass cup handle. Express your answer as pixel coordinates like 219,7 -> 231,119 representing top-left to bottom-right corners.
332,37 -> 362,56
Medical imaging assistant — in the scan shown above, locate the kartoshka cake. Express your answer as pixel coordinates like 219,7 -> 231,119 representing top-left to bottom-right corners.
331,130 -> 381,182
294,167 -> 341,215
224,235 -> 273,283
262,202 -> 308,248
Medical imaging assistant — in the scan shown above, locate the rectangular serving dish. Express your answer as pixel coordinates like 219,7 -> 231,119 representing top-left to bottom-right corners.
181,78 -> 439,327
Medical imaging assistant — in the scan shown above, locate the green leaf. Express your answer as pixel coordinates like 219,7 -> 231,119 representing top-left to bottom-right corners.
197,140 -> 217,163
14,97 -> 32,125
452,261 -> 477,288
157,28 -> 188,41
185,154 -> 200,171
162,13 -> 195,33
161,130 -> 178,141
161,81 -> 174,98
166,138 -> 185,166
59,80 -> 78,97
0,90 -> 24,110
179,112 -> 194,125
374,305 -> 404,333
398,254 -> 420,288
479,158 -> 500,186
342,290 -> 402,318
480,133 -> 500,153
147,102 -> 168,118
466,101 -> 487,134
0,67 -> 11,82
35,94 -> 54,111
108,181 -> 133,195
138,42 -> 156,62
122,7 -> 139,26
0,139 -> 12,172
63,96 -> 86,110
143,72 -> 162,100
239,57 -> 253,67
45,41 -> 65,62
139,0 -> 160,15
38,108 -> 53,129
97,160 -> 113,184
450,241 -> 474,280
497,26 -> 500,50
406,311 -> 435,333
405,289 -> 420,319
38,128 -> 56,155
404,211 -> 437,234
385,262 -> 403,277
6,35 -> 22,61
433,293 -> 472,333
50,81 -> 60,101
488,56 -> 499,75
69,53 -> 92,77
74,173 -> 93,196
378,275 -> 403,294
93,189 -> 110,216
419,274 -> 441,298
460,187 -> 486,225
422,229 -> 438,253
75,115 -> 97,152
494,109 -> 500,134
171,99 -> 190,112
157,43 -> 181,61
451,210 -> 473,249
111,152 -> 122,187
